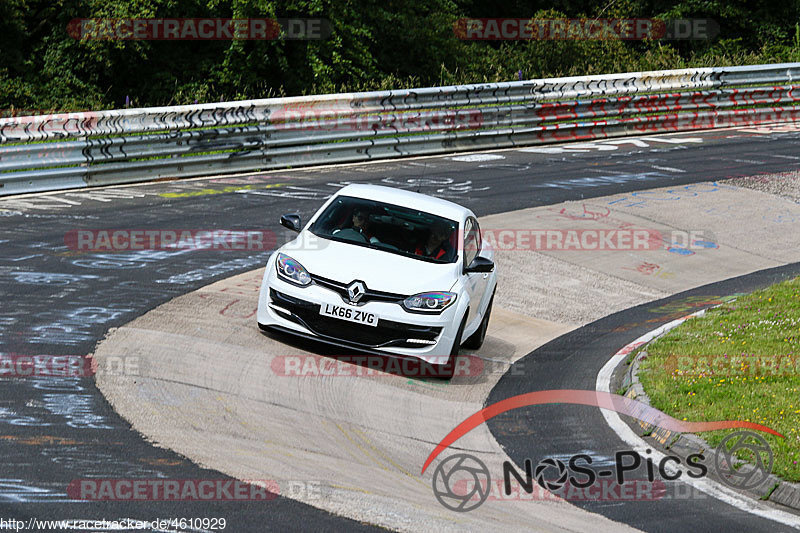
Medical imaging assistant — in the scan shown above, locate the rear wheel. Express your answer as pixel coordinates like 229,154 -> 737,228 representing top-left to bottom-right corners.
438,313 -> 468,379
463,291 -> 494,350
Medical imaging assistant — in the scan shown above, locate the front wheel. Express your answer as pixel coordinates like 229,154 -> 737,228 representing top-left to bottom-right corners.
437,313 -> 468,379
463,291 -> 494,350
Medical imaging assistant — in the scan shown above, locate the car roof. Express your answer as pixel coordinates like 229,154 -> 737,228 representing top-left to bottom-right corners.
334,184 -> 472,222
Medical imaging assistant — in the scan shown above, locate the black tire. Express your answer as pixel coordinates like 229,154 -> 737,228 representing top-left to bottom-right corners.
438,313 -> 468,380
463,291 -> 494,350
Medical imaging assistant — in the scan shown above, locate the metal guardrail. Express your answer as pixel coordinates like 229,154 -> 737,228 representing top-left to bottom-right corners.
2,62 -> 800,196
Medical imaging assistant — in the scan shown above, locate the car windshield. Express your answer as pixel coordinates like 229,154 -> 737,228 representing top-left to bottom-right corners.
309,195 -> 459,263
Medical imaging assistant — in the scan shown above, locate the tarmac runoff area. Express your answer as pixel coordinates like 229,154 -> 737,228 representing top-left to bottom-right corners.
93,176 -> 800,532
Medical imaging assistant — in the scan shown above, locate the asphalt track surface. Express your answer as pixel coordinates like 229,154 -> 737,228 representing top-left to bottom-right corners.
1,125 -> 799,530
487,262 -> 800,533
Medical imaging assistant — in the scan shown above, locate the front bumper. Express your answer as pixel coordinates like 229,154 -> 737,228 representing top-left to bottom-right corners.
256,262 -> 459,365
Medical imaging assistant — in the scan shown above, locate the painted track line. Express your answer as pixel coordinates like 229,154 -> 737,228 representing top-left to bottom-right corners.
596,311 -> 800,530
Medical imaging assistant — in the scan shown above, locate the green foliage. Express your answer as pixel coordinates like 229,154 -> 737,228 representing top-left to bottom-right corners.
2,0 -> 800,111
639,277 -> 800,481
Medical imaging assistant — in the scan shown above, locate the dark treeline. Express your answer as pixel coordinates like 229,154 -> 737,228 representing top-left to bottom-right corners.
1,0 -> 799,112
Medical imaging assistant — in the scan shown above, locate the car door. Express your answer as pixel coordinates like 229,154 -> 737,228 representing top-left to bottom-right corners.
462,217 -> 488,326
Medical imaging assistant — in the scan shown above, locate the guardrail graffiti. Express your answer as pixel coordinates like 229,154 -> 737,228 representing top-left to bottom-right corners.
2,63 -> 800,196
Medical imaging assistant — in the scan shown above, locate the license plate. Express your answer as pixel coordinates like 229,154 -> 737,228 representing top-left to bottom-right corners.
319,302 -> 377,327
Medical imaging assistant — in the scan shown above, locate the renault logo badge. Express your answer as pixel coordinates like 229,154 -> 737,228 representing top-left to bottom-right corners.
347,280 -> 366,304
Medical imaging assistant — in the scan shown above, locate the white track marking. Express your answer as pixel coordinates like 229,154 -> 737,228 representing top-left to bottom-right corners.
603,139 -> 650,147
518,146 -> 589,153
650,165 -> 686,173
517,135 -> 705,154
450,153 -> 505,162
647,137 -> 703,144
732,159 -> 766,165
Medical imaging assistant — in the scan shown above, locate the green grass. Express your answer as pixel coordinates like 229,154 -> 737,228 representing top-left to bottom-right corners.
638,276 -> 800,482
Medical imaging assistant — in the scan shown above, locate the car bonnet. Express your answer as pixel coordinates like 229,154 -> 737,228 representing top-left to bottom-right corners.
280,234 -> 460,295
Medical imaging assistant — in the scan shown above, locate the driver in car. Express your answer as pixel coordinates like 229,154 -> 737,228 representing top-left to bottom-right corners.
415,223 -> 452,260
333,208 -> 380,243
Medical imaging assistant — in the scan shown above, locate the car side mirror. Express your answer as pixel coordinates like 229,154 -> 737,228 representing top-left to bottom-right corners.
465,256 -> 494,273
280,214 -> 302,232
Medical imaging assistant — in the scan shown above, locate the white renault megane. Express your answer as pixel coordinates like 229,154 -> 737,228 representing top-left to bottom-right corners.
257,184 -> 496,378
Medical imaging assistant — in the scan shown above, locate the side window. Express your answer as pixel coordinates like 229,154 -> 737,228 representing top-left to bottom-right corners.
463,218 -> 480,267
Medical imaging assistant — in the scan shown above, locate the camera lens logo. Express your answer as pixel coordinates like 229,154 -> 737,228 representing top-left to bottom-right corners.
534,457 -> 568,491
432,453 -> 490,512
714,430 -> 773,490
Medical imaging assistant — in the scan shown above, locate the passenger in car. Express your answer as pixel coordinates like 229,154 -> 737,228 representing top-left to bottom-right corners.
415,223 -> 452,260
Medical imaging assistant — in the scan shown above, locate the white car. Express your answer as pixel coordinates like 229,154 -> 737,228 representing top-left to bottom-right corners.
257,184 -> 496,378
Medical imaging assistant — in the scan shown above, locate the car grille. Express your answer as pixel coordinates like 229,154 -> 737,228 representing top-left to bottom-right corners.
269,289 -> 441,349
310,274 -> 406,304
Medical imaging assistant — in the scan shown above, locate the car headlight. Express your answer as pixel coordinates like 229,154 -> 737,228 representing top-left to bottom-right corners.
275,253 -> 312,286
402,291 -> 456,313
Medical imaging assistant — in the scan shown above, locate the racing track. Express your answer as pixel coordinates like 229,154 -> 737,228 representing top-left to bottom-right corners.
488,263 -> 800,532
1,125 -> 800,530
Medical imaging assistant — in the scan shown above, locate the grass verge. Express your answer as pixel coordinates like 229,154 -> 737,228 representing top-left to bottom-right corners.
638,276 -> 800,482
